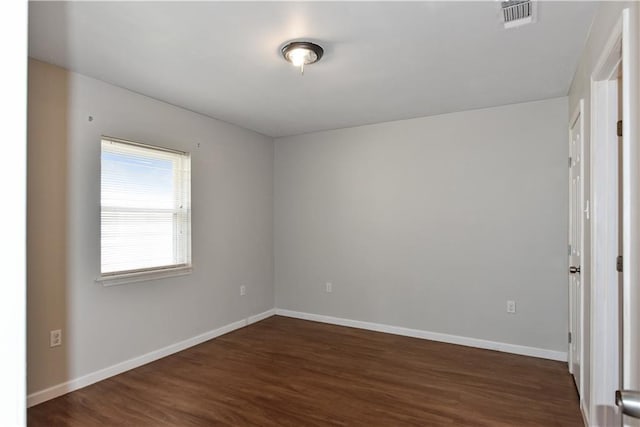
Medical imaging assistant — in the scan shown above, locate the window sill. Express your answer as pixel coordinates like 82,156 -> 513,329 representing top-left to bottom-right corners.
96,265 -> 193,287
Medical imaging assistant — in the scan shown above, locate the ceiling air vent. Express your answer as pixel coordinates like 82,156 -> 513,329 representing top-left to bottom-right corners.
500,0 -> 536,29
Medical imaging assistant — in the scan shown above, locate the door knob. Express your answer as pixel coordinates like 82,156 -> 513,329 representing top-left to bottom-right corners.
569,266 -> 581,274
616,390 -> 640,419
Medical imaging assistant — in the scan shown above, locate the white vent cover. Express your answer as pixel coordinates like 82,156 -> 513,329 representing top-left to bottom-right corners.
500,0 -> 537,29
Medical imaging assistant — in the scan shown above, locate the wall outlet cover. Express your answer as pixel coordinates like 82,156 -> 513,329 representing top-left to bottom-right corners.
50,329 -> 62,347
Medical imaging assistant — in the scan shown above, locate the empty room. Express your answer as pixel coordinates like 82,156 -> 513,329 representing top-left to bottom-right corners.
5,0 -> 639,426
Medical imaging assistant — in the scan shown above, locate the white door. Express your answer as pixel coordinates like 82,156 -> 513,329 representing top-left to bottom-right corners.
568,105 -> 583,395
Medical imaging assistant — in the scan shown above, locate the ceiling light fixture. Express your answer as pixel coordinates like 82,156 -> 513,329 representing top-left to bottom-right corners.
281,41 -> 324,75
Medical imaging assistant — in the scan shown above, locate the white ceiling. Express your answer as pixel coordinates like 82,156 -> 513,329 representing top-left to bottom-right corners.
29,1 -> 598,138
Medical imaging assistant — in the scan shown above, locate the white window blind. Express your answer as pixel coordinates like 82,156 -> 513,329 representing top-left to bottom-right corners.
100,137 -> 191,277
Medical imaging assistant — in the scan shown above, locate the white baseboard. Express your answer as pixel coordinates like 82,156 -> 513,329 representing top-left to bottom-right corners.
275,308 -> 567,362
248,308 -> 276,325
28,307 -> 567,408
27,308 -> 276,408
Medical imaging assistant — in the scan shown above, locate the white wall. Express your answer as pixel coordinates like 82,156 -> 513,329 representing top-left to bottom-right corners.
2,1 -> 27,425
27,59 -> 274,397
275,97 -> 568,354
567,3 -> 640,426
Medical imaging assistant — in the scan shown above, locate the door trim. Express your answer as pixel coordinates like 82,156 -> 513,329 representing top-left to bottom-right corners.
589,8 -> 633,426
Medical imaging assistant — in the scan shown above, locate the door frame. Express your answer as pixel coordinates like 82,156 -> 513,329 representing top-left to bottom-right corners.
589,7 -> 636,426
1,0 -> 27,425
568,98 -> 585,403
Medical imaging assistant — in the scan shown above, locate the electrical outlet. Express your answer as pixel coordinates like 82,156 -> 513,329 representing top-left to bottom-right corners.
50,329 -> 62,347
325,282 -> 332,293
507,300 -> 516,314
240,285 -> 246,296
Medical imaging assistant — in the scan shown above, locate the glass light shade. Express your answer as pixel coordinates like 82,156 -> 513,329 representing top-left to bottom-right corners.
281,41 -> 324,73
286,48 -> 317,67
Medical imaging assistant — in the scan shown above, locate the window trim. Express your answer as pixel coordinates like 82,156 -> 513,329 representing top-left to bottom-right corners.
99,136 -> 192,285
102,135 -> 188,156
96,265 -> 193,287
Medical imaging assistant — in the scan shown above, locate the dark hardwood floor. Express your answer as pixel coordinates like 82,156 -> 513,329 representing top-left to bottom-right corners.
29,316 -> 582,426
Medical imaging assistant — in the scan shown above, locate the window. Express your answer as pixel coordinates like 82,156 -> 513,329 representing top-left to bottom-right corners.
99,137 -> 191,284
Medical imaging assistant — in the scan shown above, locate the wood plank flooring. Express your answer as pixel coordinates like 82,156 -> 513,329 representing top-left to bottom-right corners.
28,316 -> 582,426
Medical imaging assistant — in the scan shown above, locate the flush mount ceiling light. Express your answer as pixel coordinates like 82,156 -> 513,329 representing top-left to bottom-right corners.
281,41 -> 324,75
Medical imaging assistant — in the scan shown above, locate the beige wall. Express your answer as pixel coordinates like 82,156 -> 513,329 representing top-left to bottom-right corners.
28,58 -> 71,395
27,59 -> 274,395
274,97 -> 569,354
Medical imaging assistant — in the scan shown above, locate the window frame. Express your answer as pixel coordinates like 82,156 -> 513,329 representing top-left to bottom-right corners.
96,136 -> 192,286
